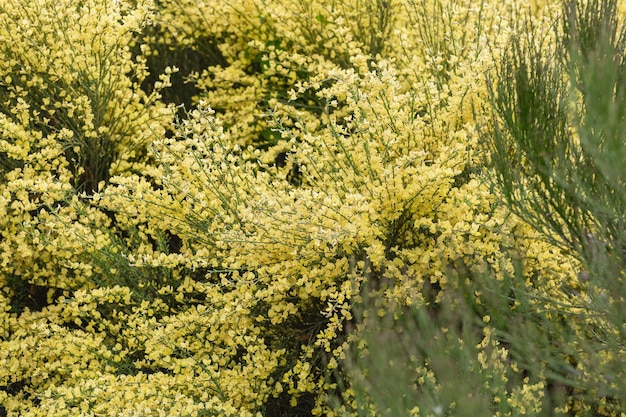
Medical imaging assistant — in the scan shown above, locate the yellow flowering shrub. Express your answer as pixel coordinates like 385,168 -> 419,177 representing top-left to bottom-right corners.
146,0 -> 400,154
89,3 -> 577,414
1,0 -> 618,416
0,0 -> 173,309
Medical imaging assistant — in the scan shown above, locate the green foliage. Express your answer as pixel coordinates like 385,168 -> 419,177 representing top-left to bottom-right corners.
477,0 -> 626,413
335,271 -> 557,417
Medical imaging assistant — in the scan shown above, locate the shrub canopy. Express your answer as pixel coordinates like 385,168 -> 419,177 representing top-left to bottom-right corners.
0,0 -> 623,416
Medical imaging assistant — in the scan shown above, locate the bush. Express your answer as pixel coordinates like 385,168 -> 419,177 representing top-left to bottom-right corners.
1,0 -> 621,416
483,0 -> 626,413
336,0 -> 626,416
0,0 -> 173,313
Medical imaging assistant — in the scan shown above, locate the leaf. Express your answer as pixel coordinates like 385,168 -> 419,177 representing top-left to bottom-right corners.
315,14 -> 330,24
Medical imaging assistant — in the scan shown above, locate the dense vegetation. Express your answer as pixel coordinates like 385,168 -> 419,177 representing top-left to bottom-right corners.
0,0 -> 624,416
